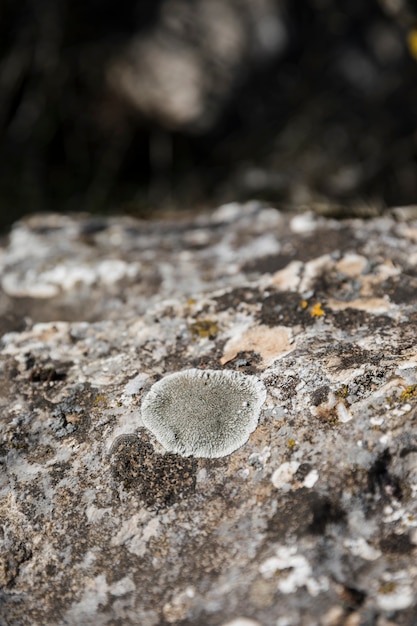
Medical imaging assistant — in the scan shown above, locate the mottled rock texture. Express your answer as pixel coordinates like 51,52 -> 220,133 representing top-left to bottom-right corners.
1,203 -> 417,625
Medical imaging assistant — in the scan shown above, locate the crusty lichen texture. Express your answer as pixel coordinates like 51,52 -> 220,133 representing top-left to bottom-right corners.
141,368 -> 267,458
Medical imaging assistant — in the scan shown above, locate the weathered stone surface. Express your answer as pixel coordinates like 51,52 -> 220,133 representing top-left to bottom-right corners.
1,204 -> 417,625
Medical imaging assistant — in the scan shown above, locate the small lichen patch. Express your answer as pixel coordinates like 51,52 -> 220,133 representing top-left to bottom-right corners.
310,302 -> 325,318
93,394 -> 108,406
141,369 -> 266,458
110,435 -> 197,510
399,385 -> 417,402
335,384 -> 349,399
189,319 -> 220,339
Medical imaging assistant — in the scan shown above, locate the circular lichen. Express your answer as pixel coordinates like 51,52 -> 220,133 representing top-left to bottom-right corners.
141,368 -> 267,458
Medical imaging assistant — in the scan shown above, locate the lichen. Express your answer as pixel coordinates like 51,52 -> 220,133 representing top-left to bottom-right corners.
189,319 -> 220,339
335,384 -> 349,399
110,434 -> 197,509
141,368 -> 266,458
399,385 -> 417,402
310,302 -> 325,318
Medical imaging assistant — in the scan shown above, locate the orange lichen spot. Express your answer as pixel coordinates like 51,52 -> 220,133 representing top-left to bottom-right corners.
399,385 -> 417,402
300,300 -> 308,310
407,29 -> 417,61
190,319 -> 220,339
311,302 -> 325,318
287,439 -> 296,448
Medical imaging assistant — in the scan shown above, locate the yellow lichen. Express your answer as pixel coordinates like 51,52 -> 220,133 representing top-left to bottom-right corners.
287,439 -> 296,448
400,385 -> 417,402
336,384 -> 349,399
378,582 -> 396,595
189,319 -> 220,339
94,394 -> 108,406
311,302 -> 325,318
300,300 -> 308,310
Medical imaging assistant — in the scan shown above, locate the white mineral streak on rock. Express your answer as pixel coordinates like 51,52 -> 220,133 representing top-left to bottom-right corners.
259,546 -> 329,596
303,469 -> 319,488
344,537 -> 381,561
336,402 -> 352,423
271,462 -> 300,490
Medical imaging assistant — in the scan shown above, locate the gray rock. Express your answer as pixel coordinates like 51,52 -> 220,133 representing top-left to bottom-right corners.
1,204 -> 417,625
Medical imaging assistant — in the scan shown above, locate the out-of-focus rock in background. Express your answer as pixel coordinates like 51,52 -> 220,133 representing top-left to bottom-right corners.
108,0 -> 286,131
1,0 -> 417,231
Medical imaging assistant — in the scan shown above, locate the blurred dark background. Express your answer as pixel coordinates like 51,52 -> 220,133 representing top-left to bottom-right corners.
1,0 -> 417,232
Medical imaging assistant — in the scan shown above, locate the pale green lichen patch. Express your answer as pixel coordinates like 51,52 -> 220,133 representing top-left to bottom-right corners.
141,369 -> 266,458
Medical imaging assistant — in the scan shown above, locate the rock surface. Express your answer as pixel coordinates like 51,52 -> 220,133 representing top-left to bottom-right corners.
1,204 -> 417,625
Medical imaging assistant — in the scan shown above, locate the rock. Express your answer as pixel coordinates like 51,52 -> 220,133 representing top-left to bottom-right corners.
1,203 -> 417,625
107,0 -> 286,131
